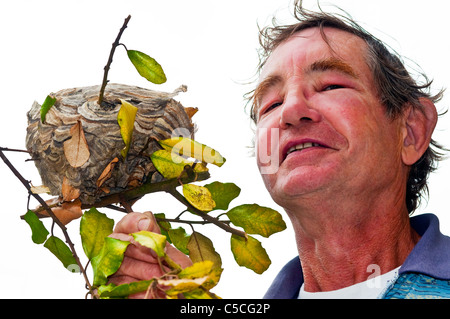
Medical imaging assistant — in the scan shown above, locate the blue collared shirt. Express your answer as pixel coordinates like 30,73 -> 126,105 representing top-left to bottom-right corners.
264,214 -> 450,299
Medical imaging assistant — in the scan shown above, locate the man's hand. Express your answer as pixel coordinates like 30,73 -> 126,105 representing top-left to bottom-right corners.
107,211 -> 192,298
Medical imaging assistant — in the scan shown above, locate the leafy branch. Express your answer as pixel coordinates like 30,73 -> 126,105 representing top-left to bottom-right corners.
23,165 -> 247,238
97,15 -> 166,107
3,15 -> 287,299
166,186 -> 247,238
0,148 -> 93,294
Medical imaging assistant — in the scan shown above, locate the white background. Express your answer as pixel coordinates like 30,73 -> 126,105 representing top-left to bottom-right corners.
0,0 -> 449,299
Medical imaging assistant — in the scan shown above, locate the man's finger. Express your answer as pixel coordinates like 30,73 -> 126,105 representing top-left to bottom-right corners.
113,211 -> 160,234
165,244 -> 193,268
112,256 -> 165,280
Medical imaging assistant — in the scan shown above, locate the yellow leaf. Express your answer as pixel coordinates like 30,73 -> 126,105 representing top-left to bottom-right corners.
158,277 -> 208,296
117,99 -> 138,158
158,137 -> 226,167
178,261 -> 214,279
132,230 -> 166,257
151,149 -> 208,180
178,260 -> 222,290
230,234 -> 271,274
63,120 -> 90,168
183,184 -> 216,212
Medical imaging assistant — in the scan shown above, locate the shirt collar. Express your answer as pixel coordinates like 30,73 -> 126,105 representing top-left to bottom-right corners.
264,213 -> 450,298
400,213 -> 450,280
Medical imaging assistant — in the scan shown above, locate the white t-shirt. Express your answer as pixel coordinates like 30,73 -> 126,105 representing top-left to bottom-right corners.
298,266 -> 400,299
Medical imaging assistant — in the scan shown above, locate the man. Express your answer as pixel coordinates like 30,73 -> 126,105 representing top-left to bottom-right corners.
252,2 -> 450,299
109,2 -> 450,298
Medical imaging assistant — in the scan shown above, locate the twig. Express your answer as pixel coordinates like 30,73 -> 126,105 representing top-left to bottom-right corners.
0,147 -> 31,154
97,15 -> 131,106
81,171 -> 211,210
0,149 -> 93,293
86,170 -> 246,238
156,217 -> 211,225
99,170 -> 246,238
120,198 -> 134,213
20,165 -> 246,238
27,200 -> 61,215
105,204 -> 128,213
166,187 -> 247,238
20,171 -> 210,219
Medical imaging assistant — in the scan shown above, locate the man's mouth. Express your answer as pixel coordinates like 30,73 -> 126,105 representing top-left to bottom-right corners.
283,140 -> 331,161
286,142 -> 322,156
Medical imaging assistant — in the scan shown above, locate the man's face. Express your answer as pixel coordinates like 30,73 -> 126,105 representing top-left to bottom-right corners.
254,27 -> 406,207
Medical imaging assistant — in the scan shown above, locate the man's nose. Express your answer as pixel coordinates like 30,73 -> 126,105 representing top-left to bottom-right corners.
279,92 -> 321,129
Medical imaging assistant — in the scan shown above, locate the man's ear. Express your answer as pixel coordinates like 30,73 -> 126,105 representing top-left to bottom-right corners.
402,98 -> 438,165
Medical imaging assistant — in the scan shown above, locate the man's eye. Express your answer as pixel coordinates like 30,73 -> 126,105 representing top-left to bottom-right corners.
263,102 -> 283,114
323,84 -> 344,91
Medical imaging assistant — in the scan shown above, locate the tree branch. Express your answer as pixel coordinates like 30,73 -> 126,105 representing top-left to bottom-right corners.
0,149 -> 93,293
156,217 -> 229,226
82,171 -> 211,210
0,147 -> 31,154
84,170 -> 247,238
166,187 -> 247,238
97,15 -> 131,106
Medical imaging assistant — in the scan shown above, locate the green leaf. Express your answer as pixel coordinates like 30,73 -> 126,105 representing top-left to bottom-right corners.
132,230 -> 166,257
187,231 -> 222,270
158,137 -> 226,167
230,234 -> 271,274
80,207 -> 115,260
44,236 -> 77,271
91,237 -> 130,286
183,184 -> 216,212
23,210 -> 49,244
154,213 -> 171,242
227,204 -> 286,238
151,149 -> 208,179
168,227 -> 190,254
40,94 -> 56,123
204,181 -> 241,210
98,280 -> 154,299
127,50 -> 167,84
117,99 -> 138,158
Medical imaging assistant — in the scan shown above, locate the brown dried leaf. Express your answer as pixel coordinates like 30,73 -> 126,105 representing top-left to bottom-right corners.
64,120 -> 90,168
30,185 -> 51,194
99,187 -> 110,194
96,157 -> 119,188
61,176 -> 80,202
127,179 -> 141,188
184,107 -> 198,119
40,199 -> 83,225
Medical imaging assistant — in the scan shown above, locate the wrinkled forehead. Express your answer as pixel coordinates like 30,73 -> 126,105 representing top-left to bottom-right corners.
251,27 -> 372,122
259,27 -> 369,81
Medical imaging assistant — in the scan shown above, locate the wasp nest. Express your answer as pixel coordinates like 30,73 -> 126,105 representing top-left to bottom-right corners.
26,83 -> 196,205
